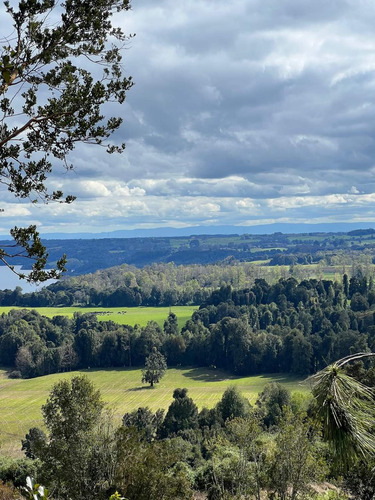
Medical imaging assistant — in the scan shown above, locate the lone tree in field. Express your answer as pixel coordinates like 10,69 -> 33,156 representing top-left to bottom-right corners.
0,0 -> 133,282
142,347 -> 167,388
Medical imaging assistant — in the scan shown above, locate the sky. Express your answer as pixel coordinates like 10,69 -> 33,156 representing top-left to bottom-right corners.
2,0 -> 375,235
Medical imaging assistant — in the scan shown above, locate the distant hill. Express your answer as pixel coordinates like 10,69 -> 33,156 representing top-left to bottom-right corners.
31,221 -> 375,239
1,225 -> 375,276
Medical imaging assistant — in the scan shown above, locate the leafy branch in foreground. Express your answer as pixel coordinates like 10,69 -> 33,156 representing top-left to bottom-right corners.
0,0 -> 133,281
0,225 -> 67,282
21,476 -> 48,499
309,352 -> 375,467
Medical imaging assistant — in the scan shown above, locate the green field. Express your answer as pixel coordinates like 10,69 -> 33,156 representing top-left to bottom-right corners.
0,367 -> 306,456
254,262 -> 351,281
0,306 -> 197,329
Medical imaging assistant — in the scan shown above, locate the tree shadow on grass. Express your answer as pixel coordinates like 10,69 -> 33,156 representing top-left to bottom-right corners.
257,373 -> 305,384
127,385 -> 155,392
182,367 -> 235,383
181,369 -> 304,385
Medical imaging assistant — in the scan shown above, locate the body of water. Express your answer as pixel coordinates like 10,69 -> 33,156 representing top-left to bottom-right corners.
0,266 -> 56,292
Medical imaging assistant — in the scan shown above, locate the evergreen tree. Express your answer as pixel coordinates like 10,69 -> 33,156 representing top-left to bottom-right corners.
256,382 -> 291,427
160,388 -> 198,437
310,353 -> 375,468
163,312 -> 179,335
142,348 -> 167,387
216,386 -> 251,422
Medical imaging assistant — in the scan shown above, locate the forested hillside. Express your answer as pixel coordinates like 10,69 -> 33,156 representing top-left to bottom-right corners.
1,251 -> 374,308
0,262 -> 262,307
1,228 -> 375,275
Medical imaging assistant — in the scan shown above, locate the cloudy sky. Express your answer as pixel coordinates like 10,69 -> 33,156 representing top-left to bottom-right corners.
2,0 -> 375,235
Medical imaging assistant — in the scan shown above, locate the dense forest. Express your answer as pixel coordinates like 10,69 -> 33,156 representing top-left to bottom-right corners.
0,262 -> 256,308
1,260 -> 284,308
2,273 -> 375,380
1,253 -> 374,308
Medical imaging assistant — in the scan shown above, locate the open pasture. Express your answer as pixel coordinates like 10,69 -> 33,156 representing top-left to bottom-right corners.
0,306 -> 197,329
255,263 -> 349,281
0,367 -> 306,456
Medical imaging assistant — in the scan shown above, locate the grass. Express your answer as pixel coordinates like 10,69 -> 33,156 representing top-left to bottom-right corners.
253,263 -> 353,281
0,306 -> 197,329
0,367 -> 306,456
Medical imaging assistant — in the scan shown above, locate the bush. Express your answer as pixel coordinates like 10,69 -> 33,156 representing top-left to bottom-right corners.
0,481 -> 18,499
256,382 -> 291,427
216,386 -> 251,422
0,458 -> 39,488
316,491 -> 349,500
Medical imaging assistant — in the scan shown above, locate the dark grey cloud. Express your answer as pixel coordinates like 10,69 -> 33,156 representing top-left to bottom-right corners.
119,1 -> 375,189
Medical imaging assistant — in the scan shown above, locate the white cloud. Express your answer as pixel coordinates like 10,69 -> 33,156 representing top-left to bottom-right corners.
0,205 -> 31,217
75,181 -> 111,198
236,199 -> 258,210
112,185 -> 146,197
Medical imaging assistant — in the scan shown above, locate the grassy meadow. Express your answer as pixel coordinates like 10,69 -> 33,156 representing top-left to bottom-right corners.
0,367 -> 307,456
0,306 -> 197,329
255,262 -> 353,281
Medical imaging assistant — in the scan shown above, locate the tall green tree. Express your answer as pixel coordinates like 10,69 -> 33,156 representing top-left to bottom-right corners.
163,312 -> 179,335
160,388 -> 198,438
141,347 -> 167,387
122,407 -> 165,442
256,382 -> 291,428
226,415 -> 266,500
36,375 -> 116,499
21,427 -> 46,459
115,427 -> 192,500
0,0 -> 133,282
268,409 -> 326,500
216,386 -> 251,423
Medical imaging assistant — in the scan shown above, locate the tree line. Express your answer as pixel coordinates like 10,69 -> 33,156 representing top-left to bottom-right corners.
0,262 -> 264,308
2,273 -> 375,378
1,258 -> 372,309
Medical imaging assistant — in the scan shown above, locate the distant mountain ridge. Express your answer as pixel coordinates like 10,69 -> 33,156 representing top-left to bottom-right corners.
33,221 -> 375,239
